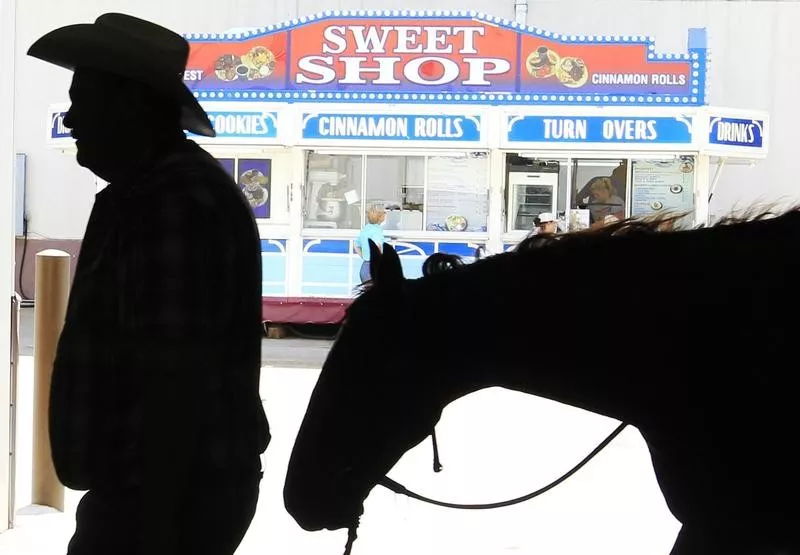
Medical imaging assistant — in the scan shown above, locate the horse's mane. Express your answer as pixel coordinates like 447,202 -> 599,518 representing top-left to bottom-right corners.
516,205 -> 783,253
356,204 -> 792,289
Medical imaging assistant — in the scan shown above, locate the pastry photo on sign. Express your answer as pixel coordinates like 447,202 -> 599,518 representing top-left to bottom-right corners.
525,45 -> 589,88
526,46 -> 560,78
555,56 -> 589,87
239,168 -> 270,208
214,45 -> 278,82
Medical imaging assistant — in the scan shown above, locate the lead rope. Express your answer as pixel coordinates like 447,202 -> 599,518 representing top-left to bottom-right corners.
431,428 -> 443,473
380,422 -> 627,510
339,429 -> 440,555
343,519 -> 359,555
340,423 -> 627,553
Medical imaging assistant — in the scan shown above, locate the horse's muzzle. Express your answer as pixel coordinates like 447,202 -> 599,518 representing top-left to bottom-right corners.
284,465 -> 365,532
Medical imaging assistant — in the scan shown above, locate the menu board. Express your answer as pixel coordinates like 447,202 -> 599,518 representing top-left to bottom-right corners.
426,155 -> 489,232
631,157 -> 695,227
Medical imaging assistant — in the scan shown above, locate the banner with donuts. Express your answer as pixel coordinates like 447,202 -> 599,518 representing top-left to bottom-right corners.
183,11 -> 707,105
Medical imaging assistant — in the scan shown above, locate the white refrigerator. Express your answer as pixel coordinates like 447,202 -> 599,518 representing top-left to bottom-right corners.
507,169 -> 559,232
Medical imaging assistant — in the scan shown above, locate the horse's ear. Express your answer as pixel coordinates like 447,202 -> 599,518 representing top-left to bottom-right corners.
368,239 -> 382,280
378,242 -> 404,286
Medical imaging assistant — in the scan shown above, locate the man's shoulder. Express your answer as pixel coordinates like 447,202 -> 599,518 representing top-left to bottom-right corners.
160,142 -> 233,186
130,142 -> 239,209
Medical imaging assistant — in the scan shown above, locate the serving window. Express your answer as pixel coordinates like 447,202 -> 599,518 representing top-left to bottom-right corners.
631,156 -> 696,229
304,153 -> 363,230
303,152 -> 490,233
505,154 -> 698,233
505,154 -> 569,232
571,159 -> 628,229
366,155 -> 425,232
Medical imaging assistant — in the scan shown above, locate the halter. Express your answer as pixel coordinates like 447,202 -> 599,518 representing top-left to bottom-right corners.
342,422 -> 628,554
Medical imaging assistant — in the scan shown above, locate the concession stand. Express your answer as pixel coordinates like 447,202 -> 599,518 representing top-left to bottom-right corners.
45,9 -> 769,324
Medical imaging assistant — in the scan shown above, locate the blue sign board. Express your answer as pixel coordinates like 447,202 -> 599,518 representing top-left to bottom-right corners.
507,115 -> 694,144
49,109 -> 279,141
301,113 -> 482,142
50,111 -> 70,140
199,111 -> 278,139
708,117 -> 764,149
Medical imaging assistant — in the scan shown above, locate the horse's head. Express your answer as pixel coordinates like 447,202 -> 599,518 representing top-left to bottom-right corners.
284,240 -> 464,532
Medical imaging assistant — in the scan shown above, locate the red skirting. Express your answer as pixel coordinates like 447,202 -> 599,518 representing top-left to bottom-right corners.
262,296 -> 351,325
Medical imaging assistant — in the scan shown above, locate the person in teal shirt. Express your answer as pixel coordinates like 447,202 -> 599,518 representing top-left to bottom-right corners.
354,204 -> 386,283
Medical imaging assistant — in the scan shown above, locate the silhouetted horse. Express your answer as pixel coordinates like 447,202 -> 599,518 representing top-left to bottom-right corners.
284,209 -> 800,555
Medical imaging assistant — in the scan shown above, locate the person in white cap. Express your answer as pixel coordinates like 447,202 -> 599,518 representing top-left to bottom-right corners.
27,13 -> 269,555
534,212 -> 560,235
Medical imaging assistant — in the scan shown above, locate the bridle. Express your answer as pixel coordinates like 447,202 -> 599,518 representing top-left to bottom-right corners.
382,421 -> 628,509
342,422 -> 628,554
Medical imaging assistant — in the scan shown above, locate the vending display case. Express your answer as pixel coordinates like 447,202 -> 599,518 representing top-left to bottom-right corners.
507,166 -> 559,232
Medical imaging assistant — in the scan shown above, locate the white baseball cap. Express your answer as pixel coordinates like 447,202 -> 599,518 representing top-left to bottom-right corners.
537,212 -> 556,224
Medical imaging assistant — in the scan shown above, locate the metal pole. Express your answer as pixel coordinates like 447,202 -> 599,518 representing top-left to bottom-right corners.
707,157 -> 726,203
514,0 -> 528,24
8,293 -> 19,528
0,0 -> 17,533
32,250 -> 69,511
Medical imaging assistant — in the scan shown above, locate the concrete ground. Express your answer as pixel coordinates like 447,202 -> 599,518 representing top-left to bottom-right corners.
17,307 -> 335,368
1,309 -> 681,555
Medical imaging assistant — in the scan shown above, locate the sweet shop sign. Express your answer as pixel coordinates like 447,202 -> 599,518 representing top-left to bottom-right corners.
183,10 -> 708,106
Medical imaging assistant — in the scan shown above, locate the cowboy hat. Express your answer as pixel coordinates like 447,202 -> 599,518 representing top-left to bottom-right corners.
27,13 -> 215,137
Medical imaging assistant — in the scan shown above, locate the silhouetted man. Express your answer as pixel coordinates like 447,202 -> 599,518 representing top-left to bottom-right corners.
28,13 -> 270,555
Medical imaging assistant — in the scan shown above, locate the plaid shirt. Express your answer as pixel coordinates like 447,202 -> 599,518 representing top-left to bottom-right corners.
50,139 -> 270,491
